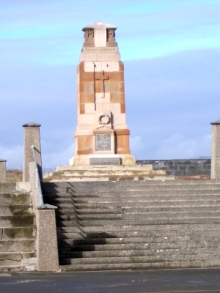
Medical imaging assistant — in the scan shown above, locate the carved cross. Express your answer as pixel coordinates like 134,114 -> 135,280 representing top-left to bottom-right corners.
95,70 -> 109,98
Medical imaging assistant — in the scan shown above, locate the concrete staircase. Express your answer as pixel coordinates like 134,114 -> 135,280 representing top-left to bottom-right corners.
0,183 -> 36,272
42,180 -> 220,271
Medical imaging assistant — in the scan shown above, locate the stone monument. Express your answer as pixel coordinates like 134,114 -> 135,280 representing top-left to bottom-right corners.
70,22 -> 135,166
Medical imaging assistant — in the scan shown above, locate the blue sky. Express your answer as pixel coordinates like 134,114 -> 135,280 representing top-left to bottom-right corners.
1,0 -> 220,169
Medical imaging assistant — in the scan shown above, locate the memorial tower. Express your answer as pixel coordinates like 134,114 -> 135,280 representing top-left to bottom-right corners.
70,22 -> 135,165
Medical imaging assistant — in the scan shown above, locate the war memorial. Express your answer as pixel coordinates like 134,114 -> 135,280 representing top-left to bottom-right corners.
1,22 -> 220,272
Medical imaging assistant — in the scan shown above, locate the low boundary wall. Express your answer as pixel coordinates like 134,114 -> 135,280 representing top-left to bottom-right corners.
137,159 -> 211,177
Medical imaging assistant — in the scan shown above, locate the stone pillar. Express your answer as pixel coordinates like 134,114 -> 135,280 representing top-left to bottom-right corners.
0,159 -> 7,182
23,123 -> 42,182
211,120 -> 220,179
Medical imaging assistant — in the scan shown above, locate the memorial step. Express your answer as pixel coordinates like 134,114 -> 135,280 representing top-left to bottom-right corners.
43,164 -> 169,182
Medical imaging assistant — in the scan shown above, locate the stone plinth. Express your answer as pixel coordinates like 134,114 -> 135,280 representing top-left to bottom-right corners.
0,159 -> 7,182
211,120 -> 220,179
90,155 -> 121,165
23,122 -> 42,182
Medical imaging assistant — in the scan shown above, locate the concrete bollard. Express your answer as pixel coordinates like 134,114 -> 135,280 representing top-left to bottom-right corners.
23,122 -> 42,182
36,208 -> 59,272
0,159 -> 7,182
211,119 -> 220,179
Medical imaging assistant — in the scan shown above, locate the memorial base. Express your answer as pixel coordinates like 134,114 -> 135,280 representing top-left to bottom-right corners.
43,163 -> 170,182
69,154 -> 136,166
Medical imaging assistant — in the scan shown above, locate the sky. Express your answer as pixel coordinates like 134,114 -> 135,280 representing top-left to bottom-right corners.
1,0 -> 220,170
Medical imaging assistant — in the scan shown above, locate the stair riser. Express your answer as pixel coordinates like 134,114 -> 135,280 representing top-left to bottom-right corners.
46,195 -> 220,204
61,254 -> 220,265
0,253 -> 35,266
1,228 -> 35,240
0,206 -> 33,216
0,215 -> 34,228
0,240 -> 35,252
0,194 -> 31,205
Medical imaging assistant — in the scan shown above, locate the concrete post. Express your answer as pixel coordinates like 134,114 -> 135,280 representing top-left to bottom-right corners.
36,208 -> 59,272
211,119 -> 220,179
29,163 -> 59,271
23,122 -> 42,182
0,159 -> 7,182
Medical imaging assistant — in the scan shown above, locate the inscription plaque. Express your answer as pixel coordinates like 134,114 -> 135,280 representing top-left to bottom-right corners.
96,134 -> 111,151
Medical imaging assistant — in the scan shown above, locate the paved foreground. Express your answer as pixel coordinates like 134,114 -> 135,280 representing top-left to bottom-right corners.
0,268 -> 220,293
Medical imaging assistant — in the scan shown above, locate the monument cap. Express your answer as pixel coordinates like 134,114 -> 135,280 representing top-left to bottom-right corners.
82,21 -> 117,31
211,119 -> 220,125
22,122 -> 41,127
0,159 -> 7,162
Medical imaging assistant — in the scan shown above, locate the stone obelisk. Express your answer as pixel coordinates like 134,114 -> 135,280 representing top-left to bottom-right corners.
70,22 -> 135,166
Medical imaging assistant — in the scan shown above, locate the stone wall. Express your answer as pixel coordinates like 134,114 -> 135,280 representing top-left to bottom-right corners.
137,159 -> 211,177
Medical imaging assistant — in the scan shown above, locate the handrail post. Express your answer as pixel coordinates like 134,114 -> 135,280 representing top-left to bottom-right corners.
29,145 -> 59,271
23,122 -> 42,182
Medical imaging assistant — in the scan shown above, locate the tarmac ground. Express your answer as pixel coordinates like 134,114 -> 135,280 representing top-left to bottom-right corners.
0,268 -> 220,293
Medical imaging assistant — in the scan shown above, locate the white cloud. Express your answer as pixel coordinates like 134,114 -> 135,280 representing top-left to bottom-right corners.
0,144 -> 23,169
42,143 -> 74,170
130,136 -> 145,157
154,134 -> 212,159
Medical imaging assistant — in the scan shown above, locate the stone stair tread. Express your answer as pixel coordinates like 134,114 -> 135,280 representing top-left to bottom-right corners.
57,235 -> 220,244
56,217 -> 220,227
60,260 -> 220,271
44,190 -> 220,197
56,223 -> 220,233
57,242 -> 220,251
42,180 -> 220,189
55,212 -> 220,222
59,247 -> 220,258
45,196 -> 220,204
56,206 -> 220,215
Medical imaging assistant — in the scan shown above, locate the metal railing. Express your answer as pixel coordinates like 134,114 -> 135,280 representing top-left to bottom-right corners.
31,145 -> 44,206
